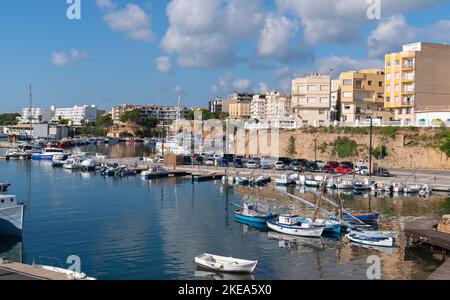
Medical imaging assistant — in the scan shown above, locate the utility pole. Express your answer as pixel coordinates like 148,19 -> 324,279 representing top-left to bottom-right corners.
329,68 -> 333,123
29,83 -> 33,138
314,138 -> 317,161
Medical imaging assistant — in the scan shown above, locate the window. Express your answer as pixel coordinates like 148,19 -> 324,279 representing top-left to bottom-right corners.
395,85 -> 400,91
319,110 -> 325,115
368,81 -> 372,86
379,81 -> 383,87
298,86 -> 307,93
399,108 -> 403,114
355,80 -> 362,89
320,97 -> 329,103
395,60 -> 400,66
386,74 -> 391,80
343,92 -> 353,98
386,97 -> 390,102
307,97 -> 316,103
343,79 -> 352,86
395,72 -> 400,79
320,85 -> 329,91
307,85 -> 317,92
344,105 -> 351,110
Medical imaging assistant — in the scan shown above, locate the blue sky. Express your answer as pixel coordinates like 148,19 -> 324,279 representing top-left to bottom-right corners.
1,0 -> 450,112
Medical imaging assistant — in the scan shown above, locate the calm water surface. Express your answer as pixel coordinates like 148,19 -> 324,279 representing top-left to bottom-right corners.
0,153 -> 449,280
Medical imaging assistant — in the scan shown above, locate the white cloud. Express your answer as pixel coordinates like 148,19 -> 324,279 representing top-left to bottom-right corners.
276,0 -> 442,45
233,79 -> 251,91
70,49 -> 89,61
155,56 -> 172,74
258,82 -> 269,93
257,13 -> 299,61
316,55 -> 383,76
161,0 -> 264,68
103,4 -> 153,42
52,52 -> 69,66
96,0 -> 115,10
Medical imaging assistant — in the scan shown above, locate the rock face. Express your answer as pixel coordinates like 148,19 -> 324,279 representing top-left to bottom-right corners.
231,129 -> 450,170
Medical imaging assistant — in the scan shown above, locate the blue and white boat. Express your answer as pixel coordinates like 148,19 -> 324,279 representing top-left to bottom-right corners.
296,217 -> 341,236
342,212 -> 380,223
32,148 -> 69,161
353,178 -> 371,191
0,195 -> 24,237
346,233 -> 394,247
267,216 -> 325,237
234,203 -> 277,224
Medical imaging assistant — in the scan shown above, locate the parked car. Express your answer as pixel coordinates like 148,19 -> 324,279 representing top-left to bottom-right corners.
261,157 -> 276,169
182,156 -> 192,165
376,168 -> 391,177
323,165 -> 335,173
205,158 -> 215,166
246,158 -> 261,169
219,158 -> 229,167
233,158 -> 244,168
195,156 -> 204,164
305,161 -> 319,172
222,154 -> 235,163
355,165 -> 370,175
315,160 -> 326,170
274,161 -> 286,170
278,157 -> 293,166
325,161 -> 339,169
289,160 -> 301,171
336,163 -> 354,174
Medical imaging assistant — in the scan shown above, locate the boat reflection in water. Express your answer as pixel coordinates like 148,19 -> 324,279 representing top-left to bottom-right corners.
234,218 -> 269,232
194,270 -> 255,281
0,236 -> 23,263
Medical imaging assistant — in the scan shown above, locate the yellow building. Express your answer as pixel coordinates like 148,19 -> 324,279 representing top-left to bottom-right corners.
229,102 -> 251,119
385,42 -> 450,123
339,69 -> 392,122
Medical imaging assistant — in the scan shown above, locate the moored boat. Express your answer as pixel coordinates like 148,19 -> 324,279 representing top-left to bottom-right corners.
346,233 -> 394,248
0,183 -> 11,193
275,174 -> 294,186
342,212 -> 380,223
267,216 -> 324,238
404,184 -> 420,194
195,253 -> 257,274
234,203 -> 277,224
347,228 -> 398,239
0,195 -> 24,237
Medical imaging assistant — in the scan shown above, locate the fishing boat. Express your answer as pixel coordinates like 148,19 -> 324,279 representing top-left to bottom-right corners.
297,217 -> 341,235
32,148 -> 69,161
353,179 -> 371,191
0,183 -> 11,193
63,158 -> 82,170
237,177 -> 250,186
392,182 -> 405,193
336,180 -> 354,190
342,212 -> 380,223
346,233 -> 394,248
32,264 -> 96,280
304,177 -> 320,188
81,159 -> 96,172
275,174 -> 294,186
403,184 -> 420,194
267,216 -> 325,238
253,175 -> 271,186
347,228 -> 398,239
326,178 -> 337,189
234,203 -> 277,224
0,195 -> 24,237
52,154 -> 68,168
194,253 -> 258,274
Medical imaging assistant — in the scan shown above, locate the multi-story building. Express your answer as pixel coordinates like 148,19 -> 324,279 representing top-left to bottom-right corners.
339,69 -> 391,122
112,104 -> 187,124
266,91 -> 292,120
227,92 -> 254,120
208,98 -> 223,114
51,105 -> 98,126
19,107 -> 53,124
330,81 -> 340,122
291,73 -> 333,127
250,94 -> 267,120
385,42 -> 450,124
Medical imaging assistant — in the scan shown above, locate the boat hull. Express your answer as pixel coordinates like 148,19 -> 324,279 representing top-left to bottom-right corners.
234,211 -> 276,224
346,234 -> 394,247
0,205 -> 24,237
267,221 -> 324,237
195,254 -> 257,274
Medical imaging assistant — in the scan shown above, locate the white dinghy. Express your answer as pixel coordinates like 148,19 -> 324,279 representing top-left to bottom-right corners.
345,234 -> 394,248
195,253 -> 258,274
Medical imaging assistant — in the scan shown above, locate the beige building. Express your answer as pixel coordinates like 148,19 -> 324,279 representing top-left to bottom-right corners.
266,91 -> 292,120
227,92 -> 254,120
339,69 -> 391,122
385,42 -> 450,124
292,73 -> 333,127
250,94 -> 267,120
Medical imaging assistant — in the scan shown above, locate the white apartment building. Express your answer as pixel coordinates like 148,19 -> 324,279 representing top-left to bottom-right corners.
250,94 -> 267,120
266,91 -> 292,120
112,104 -> 187,124
19,107 -> 53,124
51,105 -> 98,126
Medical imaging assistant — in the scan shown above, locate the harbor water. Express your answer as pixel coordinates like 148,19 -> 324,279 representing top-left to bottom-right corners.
0,146 -> 449,280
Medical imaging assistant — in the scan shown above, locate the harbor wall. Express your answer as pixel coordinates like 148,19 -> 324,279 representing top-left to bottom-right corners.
232,129 -> 450,170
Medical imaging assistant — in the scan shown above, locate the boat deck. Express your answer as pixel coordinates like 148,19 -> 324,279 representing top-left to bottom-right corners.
0,262 -> 71,280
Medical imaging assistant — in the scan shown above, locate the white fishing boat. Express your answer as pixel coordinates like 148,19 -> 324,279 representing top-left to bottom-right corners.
392,182 -> 405,193
403,185 -> 420,194
267,216 -> 324,237
63,158 -> 82,170
419,184 -> 432,196
336,180 -> 354,190
348,228 -> 398,239
0,195 -> 24,237
276,174 -> 294,186
194,253 -> 257,274
346,233 -> 394,247
32,264 -> 96,280
81,159 -> 96,171
304,176 -> 320,188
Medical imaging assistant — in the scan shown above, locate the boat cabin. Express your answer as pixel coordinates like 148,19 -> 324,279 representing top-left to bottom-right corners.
278,215 -> 299,225
0,195 -> 18,209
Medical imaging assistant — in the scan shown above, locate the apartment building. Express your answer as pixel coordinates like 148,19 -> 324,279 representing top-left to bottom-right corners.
266,91 -> 292,120
340,69 -> 391,122
208,98 -> 223,113
112,104 -> 187,124
250,94 -> 267,120
51,105 -> 98,126
19,107 -> 53,124
291,73 -> 333,127
227,92 -> 254,120
385,42 -> 450,124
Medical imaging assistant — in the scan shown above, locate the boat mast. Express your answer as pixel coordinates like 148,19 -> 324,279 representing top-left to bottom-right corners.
368,116 -> 373,182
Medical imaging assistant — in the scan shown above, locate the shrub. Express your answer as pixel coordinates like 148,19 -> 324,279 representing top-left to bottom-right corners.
334,137 -> 358,158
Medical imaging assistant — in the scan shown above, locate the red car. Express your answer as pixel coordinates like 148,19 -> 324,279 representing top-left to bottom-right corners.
336,163 -> 354,174
325,161 -> 339,168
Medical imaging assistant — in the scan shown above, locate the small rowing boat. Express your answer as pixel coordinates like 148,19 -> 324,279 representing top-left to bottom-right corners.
346,233 -> 394,247
342,212 -> 380,223
267,216 -> 324,238
195,253 -> 258,274
348,228 -> 398,239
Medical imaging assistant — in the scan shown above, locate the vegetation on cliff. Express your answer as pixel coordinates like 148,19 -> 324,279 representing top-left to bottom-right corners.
0,113 -> 20,125
286,135 -> 297,156
333,137 -> 359,159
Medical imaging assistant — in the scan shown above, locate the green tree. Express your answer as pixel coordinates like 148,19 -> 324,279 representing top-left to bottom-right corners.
96,114 -> 113,128
121,109 -> 142,124
286,135 -> 297,157
372,144 -> 388,159
439,136 -> 450,157
0,113 -> 20,125
335,137 -> 358,158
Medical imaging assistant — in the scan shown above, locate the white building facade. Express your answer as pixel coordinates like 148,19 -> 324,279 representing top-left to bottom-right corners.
51,105 -> 98,125
19,107 -> 53,124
